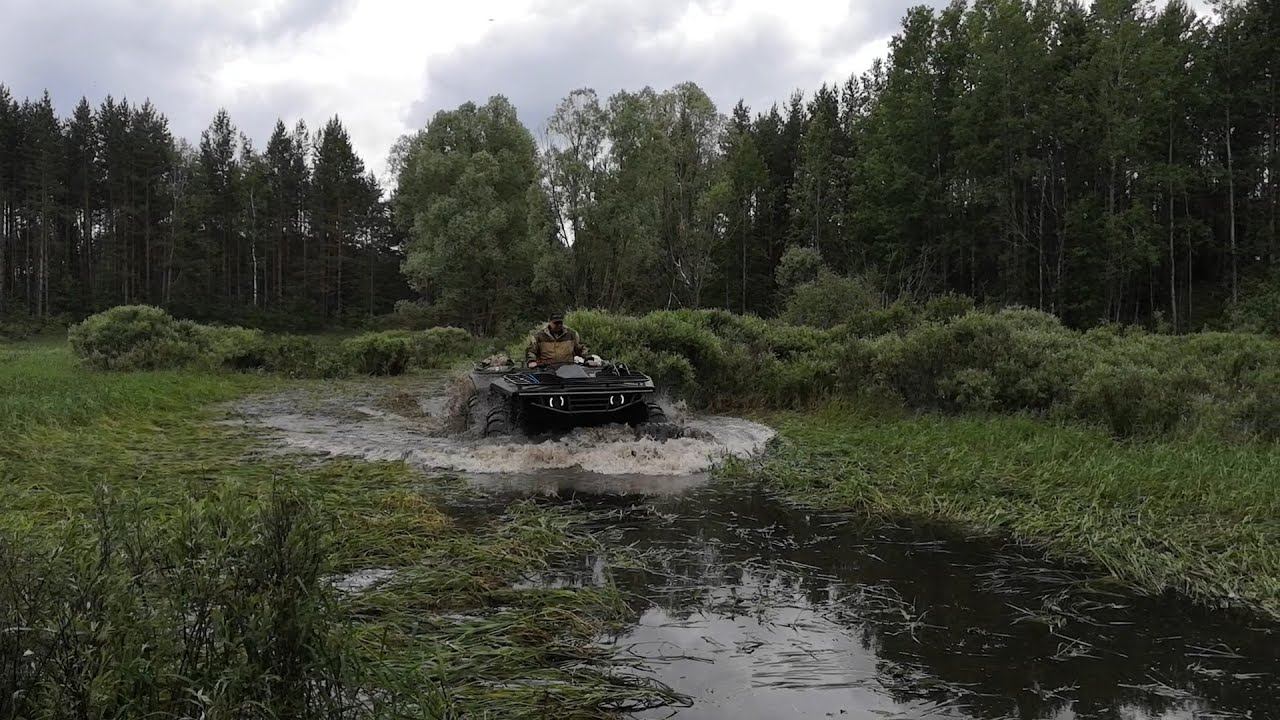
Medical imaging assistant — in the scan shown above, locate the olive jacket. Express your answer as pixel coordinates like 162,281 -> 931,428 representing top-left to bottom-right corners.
525,326 -> 588,365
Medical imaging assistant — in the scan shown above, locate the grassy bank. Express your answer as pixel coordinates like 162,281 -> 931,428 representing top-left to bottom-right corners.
0,340 -> 675,718
734,403 -> 1280,618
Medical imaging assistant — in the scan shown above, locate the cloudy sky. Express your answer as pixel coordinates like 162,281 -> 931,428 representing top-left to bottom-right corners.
1,0 -> 1209,181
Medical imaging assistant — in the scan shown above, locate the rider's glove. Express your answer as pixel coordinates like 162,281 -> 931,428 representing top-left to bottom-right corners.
573,355 -> 585,365
527,360 -> 538,368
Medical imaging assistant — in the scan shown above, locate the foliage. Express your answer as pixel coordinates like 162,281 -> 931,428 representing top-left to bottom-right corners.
0,93 -> 408,326
574,307 -> 1280,441
774,246 -> 826,292
416,326 -> 478,366
0,314 -> 66,341
394,97 -> 550,335
68,305 -> 205,370
375,299 -> 443,330
339,328 -> 477,376
922,293 -> 976,322
401,0 -> 1276,331
873,309 -> 1085,411
1225,275 -> 1280,335
340,331 -> 415,376
68,306 -> 475,378
5,0 -> 1279,334
1072,363 -> 1189,437
779,271 -> 881,329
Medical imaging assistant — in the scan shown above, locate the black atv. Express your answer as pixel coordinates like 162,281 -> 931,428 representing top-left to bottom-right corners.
470,361 -> 665,436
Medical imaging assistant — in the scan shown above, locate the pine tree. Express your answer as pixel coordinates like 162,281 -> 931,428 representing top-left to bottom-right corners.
64,97 -> 98,307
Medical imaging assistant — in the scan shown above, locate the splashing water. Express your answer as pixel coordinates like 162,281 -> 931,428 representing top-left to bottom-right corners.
230,376 -> 773,493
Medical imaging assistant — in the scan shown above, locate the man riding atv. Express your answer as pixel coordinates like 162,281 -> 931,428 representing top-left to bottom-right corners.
469,310 -> 663,435
525,312 -> 589,368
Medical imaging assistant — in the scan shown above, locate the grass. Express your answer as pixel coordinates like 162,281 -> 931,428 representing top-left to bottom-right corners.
0,339 -> 678,718
735,402 -> 1280,618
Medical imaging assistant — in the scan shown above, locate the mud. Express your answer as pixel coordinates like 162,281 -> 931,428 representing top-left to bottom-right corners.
233,376 -> 1278,719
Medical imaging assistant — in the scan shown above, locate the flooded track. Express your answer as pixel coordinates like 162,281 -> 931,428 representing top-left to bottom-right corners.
233,377 -> 1278,720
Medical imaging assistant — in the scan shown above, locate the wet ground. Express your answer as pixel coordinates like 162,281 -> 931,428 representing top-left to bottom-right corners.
233,377 -> 1278,720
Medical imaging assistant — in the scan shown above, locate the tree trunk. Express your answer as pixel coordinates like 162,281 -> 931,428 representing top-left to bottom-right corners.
144,182 -> 152,303
1270,69 -> 1277,267
1168,116 -> 1178,331
0,201 -> 7,315
740,200 -> 748,314
249,186 -> 259,308
1225,106 -> 1237,303
1108,157 -> 1118,321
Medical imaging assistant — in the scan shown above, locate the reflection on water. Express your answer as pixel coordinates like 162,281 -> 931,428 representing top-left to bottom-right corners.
516,486 -> 1276,720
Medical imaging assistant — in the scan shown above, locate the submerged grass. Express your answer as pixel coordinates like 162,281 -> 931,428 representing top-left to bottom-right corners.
736,402 -> 1280,618
0,339 -> 679,718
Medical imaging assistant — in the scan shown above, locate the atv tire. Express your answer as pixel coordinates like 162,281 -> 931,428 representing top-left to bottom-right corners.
629,400 -> 666,426
484,404 -> 513,436
645,401 -> 667,423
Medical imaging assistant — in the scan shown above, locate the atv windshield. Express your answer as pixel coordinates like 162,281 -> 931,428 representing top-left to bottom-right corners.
553,364 -> 589,379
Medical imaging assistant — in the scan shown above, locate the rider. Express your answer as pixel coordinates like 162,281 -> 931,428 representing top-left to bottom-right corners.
525,312 -> 589,369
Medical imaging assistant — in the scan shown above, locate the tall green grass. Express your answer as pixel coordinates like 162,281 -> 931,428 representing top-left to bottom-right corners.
0,342 -> 268,431
736,404 -> 1280,617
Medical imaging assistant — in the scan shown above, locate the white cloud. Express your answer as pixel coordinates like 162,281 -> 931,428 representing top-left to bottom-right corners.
12,0 -> 1215,181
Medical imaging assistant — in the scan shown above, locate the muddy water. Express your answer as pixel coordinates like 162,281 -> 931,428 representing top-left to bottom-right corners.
234,378 -> 1278,720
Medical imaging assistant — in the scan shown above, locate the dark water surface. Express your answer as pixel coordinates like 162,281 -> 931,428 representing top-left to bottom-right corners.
493,483 -> 1277,720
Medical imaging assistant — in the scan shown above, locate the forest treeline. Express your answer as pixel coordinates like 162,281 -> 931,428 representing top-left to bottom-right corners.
3,0 -> 1278,334
0,94 -> 408,329
395,0 -> 1277,334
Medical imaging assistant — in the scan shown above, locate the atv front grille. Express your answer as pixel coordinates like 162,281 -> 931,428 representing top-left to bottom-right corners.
528,392 -> 644,413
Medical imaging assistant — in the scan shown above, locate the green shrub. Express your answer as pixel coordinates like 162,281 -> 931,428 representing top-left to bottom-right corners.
774,246 -> 825,292
1073,363 -> 1190,437
922,293 -> 976,323
1224,275 -> 1280,335
340,331 -> 415,376
874,309 -> 1085,411
412,327 -> 476,367
68,305 -> 202,370
780,271 -> 881,330
227,334 -> 325,377
67,307 -> 477,378
1236,369 -> 1280,441
373,300 -> 442,331
849,299 -> 921,336
67,306 -> 278,373
939,368 -> 999,411
192,324 -> 268,369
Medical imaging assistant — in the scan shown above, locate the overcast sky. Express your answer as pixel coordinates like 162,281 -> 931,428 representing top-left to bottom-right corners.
1,0 -> 1211,181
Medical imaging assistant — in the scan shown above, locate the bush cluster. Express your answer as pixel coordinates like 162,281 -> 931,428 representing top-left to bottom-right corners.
0,314 -> 69,341
1225,275 -> 1280,335
68,306 -> 476,378
570,306 -> 1280,442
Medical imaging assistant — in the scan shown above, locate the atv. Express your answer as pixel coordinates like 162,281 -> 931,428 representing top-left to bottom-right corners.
470,359 -> 665,436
